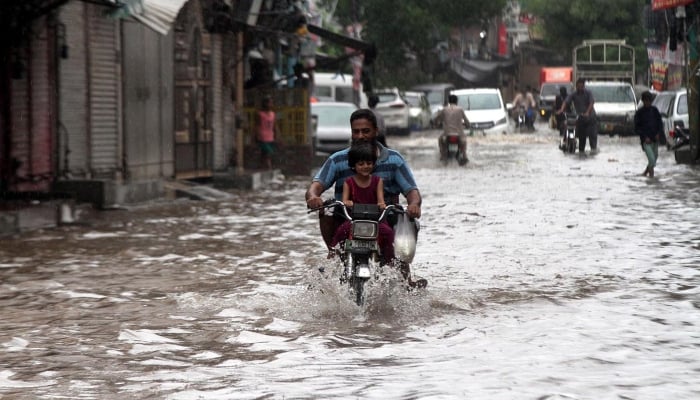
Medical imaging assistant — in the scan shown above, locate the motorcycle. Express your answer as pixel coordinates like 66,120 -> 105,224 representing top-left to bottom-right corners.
670,123 -> 691,163
670,123 -> 690,150
559,112 -> 578,154
514,105 -> 535,133
441,133 -> 468,166
308,200 -> 419,306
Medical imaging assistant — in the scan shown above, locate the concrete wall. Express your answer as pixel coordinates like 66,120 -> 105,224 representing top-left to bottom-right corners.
243,143 -> 315,176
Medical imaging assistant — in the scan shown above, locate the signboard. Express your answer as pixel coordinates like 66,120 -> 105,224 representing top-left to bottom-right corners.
498,23 -> 507,56
652,0 -> 693,11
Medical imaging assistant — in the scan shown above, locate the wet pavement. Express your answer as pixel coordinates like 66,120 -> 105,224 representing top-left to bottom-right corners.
1,123 -> 700,399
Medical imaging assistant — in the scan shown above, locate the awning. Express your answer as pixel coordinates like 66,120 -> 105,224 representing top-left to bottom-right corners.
450,57 -> 516,84
307,24 -> 373,52
109,0 -> 189,35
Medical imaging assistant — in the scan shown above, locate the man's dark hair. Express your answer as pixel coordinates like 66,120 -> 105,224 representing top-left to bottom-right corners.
368,95 -> 379,108
559,86 -> 568,96
350,108 -> 378,129
348,142 -> 377,168
576,77 -> 586,85
448,94 -> 458,104
641,91 -> 653,102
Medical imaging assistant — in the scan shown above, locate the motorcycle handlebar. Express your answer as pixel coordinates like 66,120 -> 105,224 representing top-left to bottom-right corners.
307,200 -> 404,222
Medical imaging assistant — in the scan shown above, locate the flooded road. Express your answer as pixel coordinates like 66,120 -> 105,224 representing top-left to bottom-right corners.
1,126 -> 700,399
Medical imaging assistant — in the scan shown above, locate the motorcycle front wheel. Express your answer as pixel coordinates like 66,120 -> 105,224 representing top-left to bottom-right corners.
352,277 -> 366,306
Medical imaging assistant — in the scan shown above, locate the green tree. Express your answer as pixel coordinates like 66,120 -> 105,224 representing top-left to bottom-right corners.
317,0 -> 507,88
523,0 -> 648,67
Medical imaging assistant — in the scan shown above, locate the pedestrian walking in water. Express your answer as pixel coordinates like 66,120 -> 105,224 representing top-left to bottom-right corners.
634,91 -> 663,177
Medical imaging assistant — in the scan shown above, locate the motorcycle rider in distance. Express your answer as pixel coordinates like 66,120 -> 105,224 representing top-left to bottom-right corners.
554,86 -> 571,138
435,94 -> 470,165
304,109 -> 425,287
512,85 -> 536,131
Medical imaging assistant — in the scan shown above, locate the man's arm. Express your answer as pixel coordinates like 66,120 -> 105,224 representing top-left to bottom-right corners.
435,109 -> 444,127
405,189 -> 422,219
584,91 -> 594,116
274,114 -> 281,139
305,181 -> 326,209
462,110 -> 470,128
557,95 -> 570,114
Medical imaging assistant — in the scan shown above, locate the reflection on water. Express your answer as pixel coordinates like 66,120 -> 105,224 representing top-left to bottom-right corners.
1,130 -> 700,399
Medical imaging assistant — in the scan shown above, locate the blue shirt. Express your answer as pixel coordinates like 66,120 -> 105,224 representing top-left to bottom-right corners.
313,143 -> 419,203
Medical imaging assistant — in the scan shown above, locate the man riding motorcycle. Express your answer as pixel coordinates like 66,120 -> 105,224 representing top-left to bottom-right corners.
512,86 -> 536,131
435,94 -> 469,164
304,109 -> 426,287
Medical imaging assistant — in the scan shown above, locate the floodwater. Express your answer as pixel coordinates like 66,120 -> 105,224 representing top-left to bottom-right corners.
1,125 -> 700,400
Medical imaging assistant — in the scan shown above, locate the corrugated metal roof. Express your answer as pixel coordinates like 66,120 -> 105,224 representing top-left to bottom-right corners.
109,0 -> 189,35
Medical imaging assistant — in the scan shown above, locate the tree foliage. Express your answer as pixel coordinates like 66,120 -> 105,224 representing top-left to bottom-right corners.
317,0 -> 507,87
523,0 -> 648,61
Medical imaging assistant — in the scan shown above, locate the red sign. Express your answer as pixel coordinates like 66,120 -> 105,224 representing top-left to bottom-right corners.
518,13 -> 536,24
652,0 -> 693,10
498,23 -> 507,56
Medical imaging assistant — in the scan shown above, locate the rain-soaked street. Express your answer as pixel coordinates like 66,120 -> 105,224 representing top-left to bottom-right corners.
1,124 -> 700,399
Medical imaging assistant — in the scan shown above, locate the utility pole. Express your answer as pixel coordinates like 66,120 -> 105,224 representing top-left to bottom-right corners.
236,31 -> 245,174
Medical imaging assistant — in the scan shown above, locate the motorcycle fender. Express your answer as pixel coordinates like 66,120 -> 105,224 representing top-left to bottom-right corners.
357,265 -> 371,278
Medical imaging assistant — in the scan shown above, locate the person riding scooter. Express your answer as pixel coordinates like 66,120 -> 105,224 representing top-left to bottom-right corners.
554,86 -> 571,137
512,86 -> 536,131
434,94 -> 469,165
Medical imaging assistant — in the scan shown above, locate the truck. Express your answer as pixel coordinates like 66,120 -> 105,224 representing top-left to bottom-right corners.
573,40 -> 637,136
537,67 -> 573,120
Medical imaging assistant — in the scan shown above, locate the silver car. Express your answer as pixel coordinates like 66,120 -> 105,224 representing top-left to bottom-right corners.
311,102 -> 358,155
651,88 -> 688,149
403,91 -> 432,130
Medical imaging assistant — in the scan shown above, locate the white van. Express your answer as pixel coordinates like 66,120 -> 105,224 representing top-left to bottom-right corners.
313,72 -> 368,108
586,81 -> 637,136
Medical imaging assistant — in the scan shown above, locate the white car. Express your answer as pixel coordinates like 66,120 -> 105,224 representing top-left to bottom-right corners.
652,88 -> 688,148
310,102 -> 358,155
403,91 -> 432,130
450,88 -> 510,135
373,88 -> 411,136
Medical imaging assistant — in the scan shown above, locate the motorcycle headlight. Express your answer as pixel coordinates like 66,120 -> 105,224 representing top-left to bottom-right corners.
352,221 -> 378,239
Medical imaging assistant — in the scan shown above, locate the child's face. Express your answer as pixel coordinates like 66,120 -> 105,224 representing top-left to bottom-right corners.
354,160 -> 374,176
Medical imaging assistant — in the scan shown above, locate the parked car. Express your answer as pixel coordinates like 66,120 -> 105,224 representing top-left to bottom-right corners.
310,101 -> 358,155
410,82 -> 455,127
373,88 -> 411,136
652,88 -> 688,149
451,88 -> 510,135
403,91 -> 432,130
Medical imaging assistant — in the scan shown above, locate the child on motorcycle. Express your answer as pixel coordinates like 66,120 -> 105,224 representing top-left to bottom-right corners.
330,142 -> 395,263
